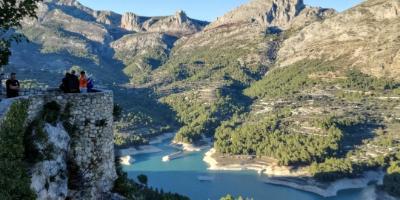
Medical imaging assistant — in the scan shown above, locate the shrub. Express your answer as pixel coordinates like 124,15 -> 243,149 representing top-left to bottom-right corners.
383,162 -> 400,197
0,100 -> 36,199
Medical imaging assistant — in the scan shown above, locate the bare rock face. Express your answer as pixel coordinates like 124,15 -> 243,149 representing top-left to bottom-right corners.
207,0 -> 306,30
30,123 -> 70,200
43,9 -> 112,44
111,33 -> 175,62
277,0 -> 400,79
121,12 -> 145,32
145,10 -> 206,36
94,11 -> 122,26
120,10 -> 208,36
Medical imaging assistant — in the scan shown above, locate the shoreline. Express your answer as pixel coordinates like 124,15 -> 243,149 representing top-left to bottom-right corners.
203,148 -> 385,197
172,140 -> 211,152
118,145 -> 162,157
120,155 -> 135,165
118,132 -> 176,165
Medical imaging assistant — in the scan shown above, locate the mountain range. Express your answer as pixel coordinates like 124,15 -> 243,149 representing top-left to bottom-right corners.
6,0 -> 400,189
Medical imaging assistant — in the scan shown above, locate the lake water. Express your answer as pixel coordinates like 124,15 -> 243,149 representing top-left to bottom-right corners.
123,141 -> 375,200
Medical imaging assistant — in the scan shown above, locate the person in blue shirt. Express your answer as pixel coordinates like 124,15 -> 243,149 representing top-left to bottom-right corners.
87,77 -> 94,92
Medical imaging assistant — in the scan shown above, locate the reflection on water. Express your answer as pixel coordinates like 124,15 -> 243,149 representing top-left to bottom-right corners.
123,141 -> 369,200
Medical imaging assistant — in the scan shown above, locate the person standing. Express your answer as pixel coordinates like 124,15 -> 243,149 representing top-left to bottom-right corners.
79,71 -> 88,93
6,72 -> 20,98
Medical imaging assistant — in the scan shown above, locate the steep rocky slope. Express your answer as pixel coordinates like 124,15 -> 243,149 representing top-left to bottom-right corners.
278,0 -> 400,79
207,0 -> 334,30
121,10 -> 208,36
142,0 -> 336,142
145,0 -> 335,89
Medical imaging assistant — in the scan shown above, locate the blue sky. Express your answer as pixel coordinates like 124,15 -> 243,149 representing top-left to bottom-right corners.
79,0 -> 362,21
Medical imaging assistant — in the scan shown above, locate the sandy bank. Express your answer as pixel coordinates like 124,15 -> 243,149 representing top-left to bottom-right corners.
120,155 -> 135,166
203,148 -> 385,197
118,145 -> 162,157
203,148 -> 307,176
262,171 -> 384,197
173,141 -> 211,152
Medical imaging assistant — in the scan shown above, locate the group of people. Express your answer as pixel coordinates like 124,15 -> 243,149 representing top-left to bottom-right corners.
0,70 -> 95,100
60,70 -> 94,93
0,72 -> 21,99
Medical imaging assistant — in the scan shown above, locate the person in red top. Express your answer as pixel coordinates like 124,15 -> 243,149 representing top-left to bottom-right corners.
79,71 -> 88,93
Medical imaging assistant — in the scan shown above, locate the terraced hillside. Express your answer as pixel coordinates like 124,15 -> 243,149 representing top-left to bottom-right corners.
6,0 -> 400,192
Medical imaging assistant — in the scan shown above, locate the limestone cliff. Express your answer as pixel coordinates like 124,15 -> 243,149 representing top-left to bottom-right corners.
206,0 -> 335,30
0,90 -> 117,199
277,0 -> 400,79
121,10 -> 209,36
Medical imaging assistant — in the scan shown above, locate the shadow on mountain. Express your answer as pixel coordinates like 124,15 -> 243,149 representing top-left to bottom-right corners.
338,123 -> 381,157
7,40 -> 129,86
112,86 -> 178,128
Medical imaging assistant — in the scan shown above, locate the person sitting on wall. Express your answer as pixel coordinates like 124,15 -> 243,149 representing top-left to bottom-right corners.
60,72 -> 70,93
87,77 -> 94,93
60,72 -> 80,93
69,72 -> 80,93
71,70 -> 78,79
79,71 -> 88,93
6,72 -> 20,98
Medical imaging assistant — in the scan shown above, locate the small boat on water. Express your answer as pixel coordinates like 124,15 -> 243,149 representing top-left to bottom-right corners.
197,175 -> 215,181
120,155 -> 134,166
162,151 -> 184,162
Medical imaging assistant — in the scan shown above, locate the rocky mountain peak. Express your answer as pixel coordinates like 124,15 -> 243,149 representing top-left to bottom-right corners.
121,12 -> 144,32
359,0 -> 400,20
174,10 -> 188,24
46,0 -> 83,8
207,0 -> 307,29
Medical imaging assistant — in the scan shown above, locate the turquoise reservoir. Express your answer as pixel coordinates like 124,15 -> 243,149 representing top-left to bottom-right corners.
124,141 -> 373,200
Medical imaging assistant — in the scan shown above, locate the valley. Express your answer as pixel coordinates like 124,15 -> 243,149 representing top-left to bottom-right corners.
4,0 -> 400,199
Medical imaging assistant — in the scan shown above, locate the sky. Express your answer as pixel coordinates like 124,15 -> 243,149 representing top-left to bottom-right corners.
79,0 -> 363,22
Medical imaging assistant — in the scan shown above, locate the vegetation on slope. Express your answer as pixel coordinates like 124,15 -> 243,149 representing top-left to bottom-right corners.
383,160 -> 400,197
163,81 -> 251,143
0,100 -> 36,200
113,88 -> 178,147
214,59 -> 400,182
155,33 -> 273,86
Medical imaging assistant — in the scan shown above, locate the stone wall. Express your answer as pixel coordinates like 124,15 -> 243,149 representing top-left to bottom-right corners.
0,89 -> 117,199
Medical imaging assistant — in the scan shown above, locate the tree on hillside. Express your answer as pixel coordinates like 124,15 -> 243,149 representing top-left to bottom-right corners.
383,161 -> 400,197
137,174 -> 148,186
0,0 -> 42,67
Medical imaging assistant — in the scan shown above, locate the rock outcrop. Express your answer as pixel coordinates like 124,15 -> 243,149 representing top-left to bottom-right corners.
206,0 -> 335,30
120,10 -> 209,36
0,90 -> 117,199
277,0 -> 400,79
121,12 -> 146,32
30,124 -> 70,200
